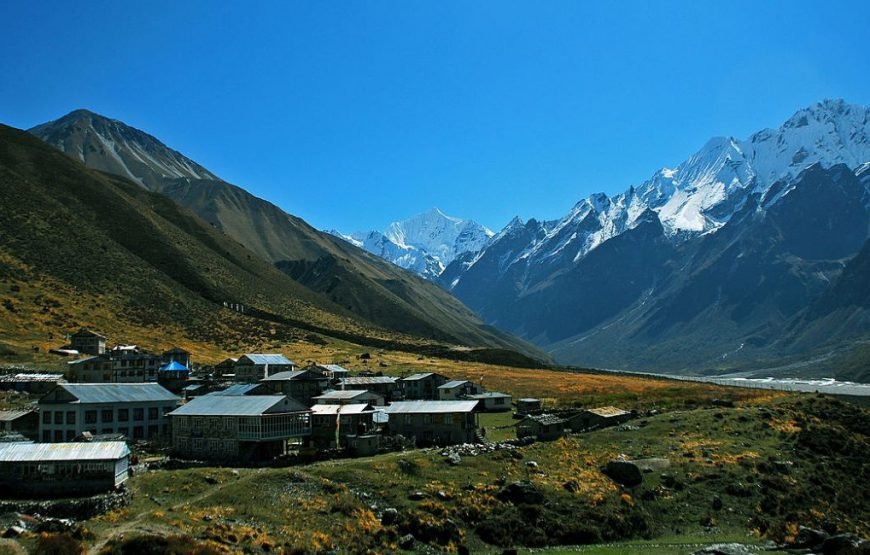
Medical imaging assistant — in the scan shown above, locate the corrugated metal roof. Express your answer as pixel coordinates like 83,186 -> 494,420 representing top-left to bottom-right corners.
310,404 -> 375,415
169,395 -> 309,416
339,376 -> 397,385
314,390 -> 378,400
262,370 -> 325,381
438,380 -> 469,389
239,354 -> 295,366
0,410 -> 35,422
0,441 -> 129,462
383,401 -> 479,414
50,384 -> 179,404
467,392 -> 511,399
208,384 -> 265,396
320,364 -> 349,373
401,373 -> 434,381
0,373 -> 65,382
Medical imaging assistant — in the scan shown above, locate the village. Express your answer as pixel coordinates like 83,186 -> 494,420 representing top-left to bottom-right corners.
0,329 -> 633,500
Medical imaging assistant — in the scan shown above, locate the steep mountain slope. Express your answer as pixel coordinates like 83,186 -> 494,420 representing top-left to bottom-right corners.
334,208 -> 494,280
29,111 -> 544,360
443,100 -> 870,377
0,124 -> 389,355
30,109 -> 218,189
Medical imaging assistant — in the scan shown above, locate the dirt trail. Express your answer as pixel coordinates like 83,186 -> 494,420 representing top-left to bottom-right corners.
88,469 -> 265,554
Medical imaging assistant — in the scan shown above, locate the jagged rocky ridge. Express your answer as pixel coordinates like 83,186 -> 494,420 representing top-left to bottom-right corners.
441,99 -> 870,380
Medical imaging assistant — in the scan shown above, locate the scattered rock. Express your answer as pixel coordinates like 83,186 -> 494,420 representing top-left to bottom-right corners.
633,458 -> 670,472
436,490 -> 452,501
408,491 -> 427,501
446,453 -> 461,466
497,480 -> 544,505
563,479 -> 579,493
725,482 -> 752,497
691,543 -> 755,555
604,460 -> 643,487
399,534 -> 415,550
381,508 -> 398,526
792,526 -> 827,549
2,526 -> 24,538
204,475 -> 219,485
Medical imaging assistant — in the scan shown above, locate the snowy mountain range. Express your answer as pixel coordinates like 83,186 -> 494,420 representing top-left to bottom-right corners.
332,208 -> 494,280
439,99 -> 870,380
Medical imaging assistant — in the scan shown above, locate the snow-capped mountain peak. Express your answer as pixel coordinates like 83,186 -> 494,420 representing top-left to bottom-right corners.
332,208 -> 494,280
448,99 -> 870,291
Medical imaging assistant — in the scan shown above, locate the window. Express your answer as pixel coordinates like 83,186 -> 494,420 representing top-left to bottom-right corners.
42,411 -> 51,424
423,414 -> 433,424
404,414 -> 413,425
133,408 -> 144,421
118,409 -> 129,422
444,414 -> 454,425
133,426 -> 144,439
54,411 -> 63,425
42,430 -> 51,442
148,407 -> 158,420
101,409 -> 113,423
53,430 -> 63,442
66,411 -> 75,424
65,430 -> 75,441
85,410 -> 97,424
192,438 -> 204,451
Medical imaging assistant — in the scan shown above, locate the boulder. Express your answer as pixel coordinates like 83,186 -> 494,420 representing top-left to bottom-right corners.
381,508 -> 398,526
820,534 -> 864,554
792,526 -> 827,549
563,479 -> 580,493
399,534 -> 415,550
497,481 -> 545,505
605,460 -> 643,487
408,491 -> 427,501
447,453 -> 462,466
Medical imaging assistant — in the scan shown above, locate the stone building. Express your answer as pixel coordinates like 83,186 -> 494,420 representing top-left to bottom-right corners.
234,354 -> 295,383
169,395 -> 311,461
399,373 -> 449,400
383,400 -> 480,445
309,403 -> 377,448
260,368 -> 330,405
69,329 -> 106,355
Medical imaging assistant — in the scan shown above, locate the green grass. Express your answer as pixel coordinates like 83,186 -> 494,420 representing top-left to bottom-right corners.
6,393 -> 866,554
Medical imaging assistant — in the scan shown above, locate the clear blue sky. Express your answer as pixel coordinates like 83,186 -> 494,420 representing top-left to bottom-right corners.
1,1 -> 868,233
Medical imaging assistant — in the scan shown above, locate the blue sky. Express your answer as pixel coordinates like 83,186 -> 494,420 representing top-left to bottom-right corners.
1,1 -> 868,232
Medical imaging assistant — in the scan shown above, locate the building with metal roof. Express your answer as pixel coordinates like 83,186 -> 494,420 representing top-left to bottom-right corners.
313,390 -> 385,406
0,372 -> 66,394
39,383 -> 180,443
466,392 -> 513,412
318,364 -> 350,379
0,409 -> 38,441
0,440 -> 130,496
234,354 -> 296,383
382,400 -> 480,445
69,328 -> 107,355
260,368 -> 329,405
310,403 -> 377,448
336,376 -> 401,402
169,394 -> 310,462
437,380 -> 484,400
399,372 -> 449,400
209,383 -> 269,397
